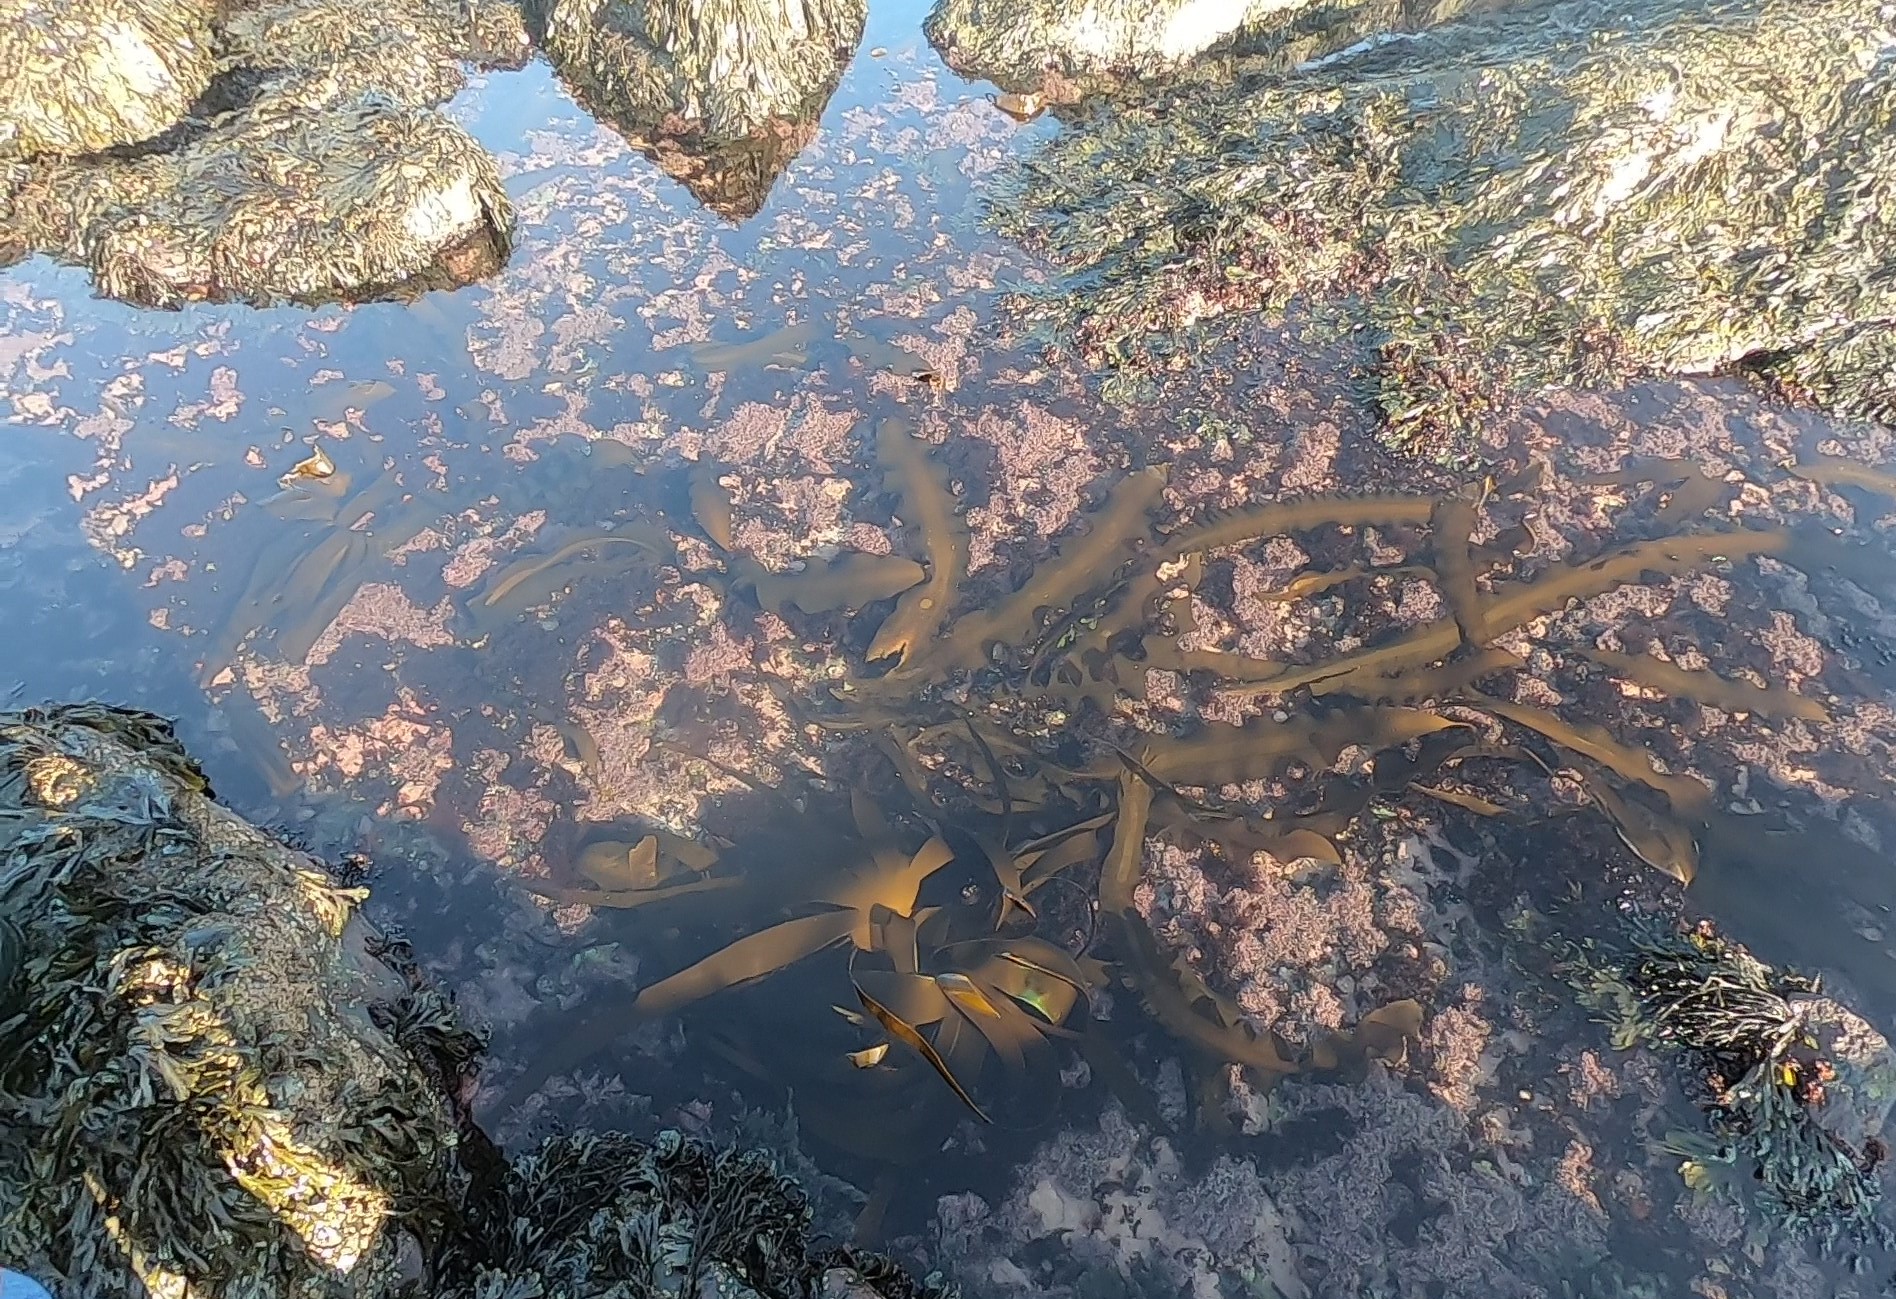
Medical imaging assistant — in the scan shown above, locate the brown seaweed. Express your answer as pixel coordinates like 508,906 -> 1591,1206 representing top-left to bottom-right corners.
1575,646 -> 1829,723
687,320 -> 819,372
1477,697 -> 1713,817
1164,494 -> 1437,559
926,468 -> 1167,671
474,527 -> 670,617
1430,495 -> 1483,650
1232,529 -> 1791,697
1106,908 -> 1298,1077
1098,770 -> 1150,916
215,685 -> 300,798
865,419 -> 967,666
1788,454 -> 1896,501
1572,764 -> 1699,886
578,837 -> 662,890
688,462 -> 735,550
743,552 -> 927,615
270,532 -> 373,666
1584,460 -> 1730,530
855,983 -> 991,1123
1260,564 -> 1432,602
1355,647 -> 1527,706
1134,708 -> 1463,788
522,874 -> 740,910
628,834 -> 956,1016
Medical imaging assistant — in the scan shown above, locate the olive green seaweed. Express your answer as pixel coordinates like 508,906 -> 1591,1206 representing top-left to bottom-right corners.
990,0 -> 1896,450
0,703 -> 470,1299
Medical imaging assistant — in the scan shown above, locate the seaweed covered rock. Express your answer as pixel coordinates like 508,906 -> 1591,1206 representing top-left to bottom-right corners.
1563,915 -> 1896,1249
0,703 -> 470,1299
0,0 -> 215,159
924,0 -> 1276,91
542,0 -> 866,141
542,0 -> 864,219
990,0 -> 1896,449
219,0 -> 532,109
16,73 -> 515,308
922,0 -> 1504,94
429,1129 -> 955,1299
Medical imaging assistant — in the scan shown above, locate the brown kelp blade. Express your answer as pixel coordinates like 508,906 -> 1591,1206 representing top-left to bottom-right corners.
1231,529 -> 1791,698
1411,785 -> 1509,817
1313,998 -> 1424,1070
633,908 -> 857,1016
1787,453 -> 1896,501
747,552 -> 927,615
688,461 -> 735,549
962,719 -> 1034,921
1100,770 -> 1152,916
1163,494 -> 1436,560
522,874 -> 739,910
687,320 -> 819,372
1477,697 -> 1712,816
935,971 -> 1004,1021
865,417 -> 966,665
853,968 -> 954,1029
1107,907 -> 1297,1076
1136,708 -> 1462,788
475,527 -> 669,614
1019,826 -> 1102,893
1573,646 -> 1828,722
1570,762 -> 1699,886
824,835 -> 956,945
856,983 -> 992,1122
1429,495 -> 1483,651
578,836 -> 662,890
929,467 -> 1167,671
952,983 -> 1041,1072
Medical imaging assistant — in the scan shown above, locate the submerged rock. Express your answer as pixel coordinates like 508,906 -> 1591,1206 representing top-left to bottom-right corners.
0,0 -> 215,158
17,72 -> 514,308
543,0 -> 865,219
990,0 -> 1896,450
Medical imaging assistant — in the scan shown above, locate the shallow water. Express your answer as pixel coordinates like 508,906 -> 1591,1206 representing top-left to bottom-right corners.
6,3 -> 1896,1295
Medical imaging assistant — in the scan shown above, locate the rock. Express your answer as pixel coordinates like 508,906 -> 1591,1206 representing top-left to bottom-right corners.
923,0 -> 1275,90
18,71 -> 515,308
218,0 -> 531,109
986,0 -> 1896,449
924,0 -> 1511,92
0,703 -> 473,1299
541,0 -> 863,219
543,0 -> 866,142
0,0 -> 216,159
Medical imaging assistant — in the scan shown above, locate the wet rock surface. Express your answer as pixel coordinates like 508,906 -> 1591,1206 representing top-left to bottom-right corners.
0,0 -> 215,159
987,0 -> 1896,450
2,0 -> 522,306
542,0 -> 867,220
